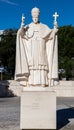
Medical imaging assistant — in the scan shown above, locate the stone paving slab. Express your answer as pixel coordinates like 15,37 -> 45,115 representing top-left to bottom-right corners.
0,97 -> 20,130
0,97 -> 74,130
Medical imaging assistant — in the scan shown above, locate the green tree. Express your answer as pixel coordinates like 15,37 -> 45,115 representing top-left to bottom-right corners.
0,29 -> 17,79
58,25 -> 74,80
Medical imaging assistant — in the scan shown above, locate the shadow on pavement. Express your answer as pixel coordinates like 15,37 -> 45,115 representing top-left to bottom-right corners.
0,80 -> 15,97
57,108 -> 74,130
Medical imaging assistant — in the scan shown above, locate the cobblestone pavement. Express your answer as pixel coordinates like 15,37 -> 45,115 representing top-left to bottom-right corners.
0,97 -> 74,130
0,97 -> 20,130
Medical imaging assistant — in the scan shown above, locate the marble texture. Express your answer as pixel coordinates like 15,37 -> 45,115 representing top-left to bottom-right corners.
20,89 -> 56,129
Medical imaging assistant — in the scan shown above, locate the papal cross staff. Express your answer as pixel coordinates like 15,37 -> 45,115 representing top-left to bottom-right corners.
49,12 -> 59,87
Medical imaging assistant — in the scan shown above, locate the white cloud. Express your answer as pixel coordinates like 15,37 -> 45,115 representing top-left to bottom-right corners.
0,0 -> 18,6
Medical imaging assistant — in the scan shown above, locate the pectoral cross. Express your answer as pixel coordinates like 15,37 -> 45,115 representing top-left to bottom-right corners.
53,12 -> 59,22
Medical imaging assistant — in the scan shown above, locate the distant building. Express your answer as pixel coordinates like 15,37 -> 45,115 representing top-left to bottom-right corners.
0,30 -> 4,41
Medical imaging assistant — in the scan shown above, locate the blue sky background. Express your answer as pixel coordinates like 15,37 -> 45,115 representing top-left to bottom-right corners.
0,0 -> 74,30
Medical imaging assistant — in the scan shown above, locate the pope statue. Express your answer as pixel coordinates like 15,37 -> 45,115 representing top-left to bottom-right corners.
15,7 -> 59,87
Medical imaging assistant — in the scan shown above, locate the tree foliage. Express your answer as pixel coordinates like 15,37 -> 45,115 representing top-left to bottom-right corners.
0,29 -> 17,79
58,25 -> 74,80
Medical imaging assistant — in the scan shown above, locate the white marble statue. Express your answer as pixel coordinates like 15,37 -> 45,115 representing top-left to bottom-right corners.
15,7 -> 59,87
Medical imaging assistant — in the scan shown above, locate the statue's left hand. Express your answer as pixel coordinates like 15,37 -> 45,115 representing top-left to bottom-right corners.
54,21 -> 58,28
53,21 -> 58,34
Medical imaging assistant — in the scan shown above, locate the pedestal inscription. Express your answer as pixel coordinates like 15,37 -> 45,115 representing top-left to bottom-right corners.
20,89 -> 56,129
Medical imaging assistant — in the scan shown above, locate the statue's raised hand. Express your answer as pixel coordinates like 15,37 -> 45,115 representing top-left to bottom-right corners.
54,21 -> 58,28
21,14 -> 25,28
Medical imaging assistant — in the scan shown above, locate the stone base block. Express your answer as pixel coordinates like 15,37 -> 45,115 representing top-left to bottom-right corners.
20,88 -> 56,129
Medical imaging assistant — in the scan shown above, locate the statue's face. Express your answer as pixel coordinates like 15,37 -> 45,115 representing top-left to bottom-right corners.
32,17 -> 39,24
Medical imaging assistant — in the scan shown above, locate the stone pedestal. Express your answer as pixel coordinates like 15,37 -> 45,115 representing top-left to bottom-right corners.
20,87 -> 56,129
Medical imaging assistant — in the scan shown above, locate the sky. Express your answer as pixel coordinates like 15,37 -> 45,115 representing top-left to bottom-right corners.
0,0 -> 74,30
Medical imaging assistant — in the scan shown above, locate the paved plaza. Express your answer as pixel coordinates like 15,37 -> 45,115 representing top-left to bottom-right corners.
0,97 -> 74,130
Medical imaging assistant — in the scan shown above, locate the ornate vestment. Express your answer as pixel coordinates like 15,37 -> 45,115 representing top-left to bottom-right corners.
15,22 -> 58,86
